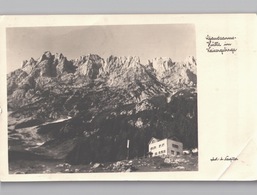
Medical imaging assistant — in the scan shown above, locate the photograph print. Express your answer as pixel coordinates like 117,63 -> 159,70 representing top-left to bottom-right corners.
7,24 -> 198,174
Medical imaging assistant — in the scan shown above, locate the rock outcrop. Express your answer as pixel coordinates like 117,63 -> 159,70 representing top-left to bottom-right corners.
149,56 -> 197,89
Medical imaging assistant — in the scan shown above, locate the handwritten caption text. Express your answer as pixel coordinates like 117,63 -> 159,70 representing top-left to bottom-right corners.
206,35 -> 237,54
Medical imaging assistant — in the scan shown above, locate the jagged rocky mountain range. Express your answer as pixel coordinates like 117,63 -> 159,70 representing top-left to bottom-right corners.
8,51 -> 197,164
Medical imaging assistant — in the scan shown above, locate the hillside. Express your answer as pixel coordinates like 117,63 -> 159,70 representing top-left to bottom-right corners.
8,52 -> 197,166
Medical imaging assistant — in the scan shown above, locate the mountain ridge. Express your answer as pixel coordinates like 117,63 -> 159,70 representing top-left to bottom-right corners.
8,51 -> 197,98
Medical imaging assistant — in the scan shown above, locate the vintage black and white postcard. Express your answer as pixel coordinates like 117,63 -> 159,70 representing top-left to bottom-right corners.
0,14 -> 256,181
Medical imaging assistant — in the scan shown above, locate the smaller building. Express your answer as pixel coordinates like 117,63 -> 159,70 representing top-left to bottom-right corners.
148,137 -> 183,157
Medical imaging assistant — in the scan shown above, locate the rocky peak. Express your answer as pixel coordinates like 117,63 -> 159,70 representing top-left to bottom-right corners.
182,56 -> 197,74
149,57 -> 175,77
76,54 -> 103,65
55,53 -> 65,60
39,51 -> 54,62
29,57 -> 36,63
21,57 -> 36,67
54,54 -> 76,75
104,55 -> 141,74
183,56 -> 196,65
104,55 -> 166,101
75,54 -> 105,79
21,58 -> 37,74
53,53 -> 67,65
125,56 -> 140,67
34,51 -> 56,77
21,60 -> 28,68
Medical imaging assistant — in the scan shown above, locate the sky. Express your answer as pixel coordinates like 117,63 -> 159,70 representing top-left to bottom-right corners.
6,24 -> 196,73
